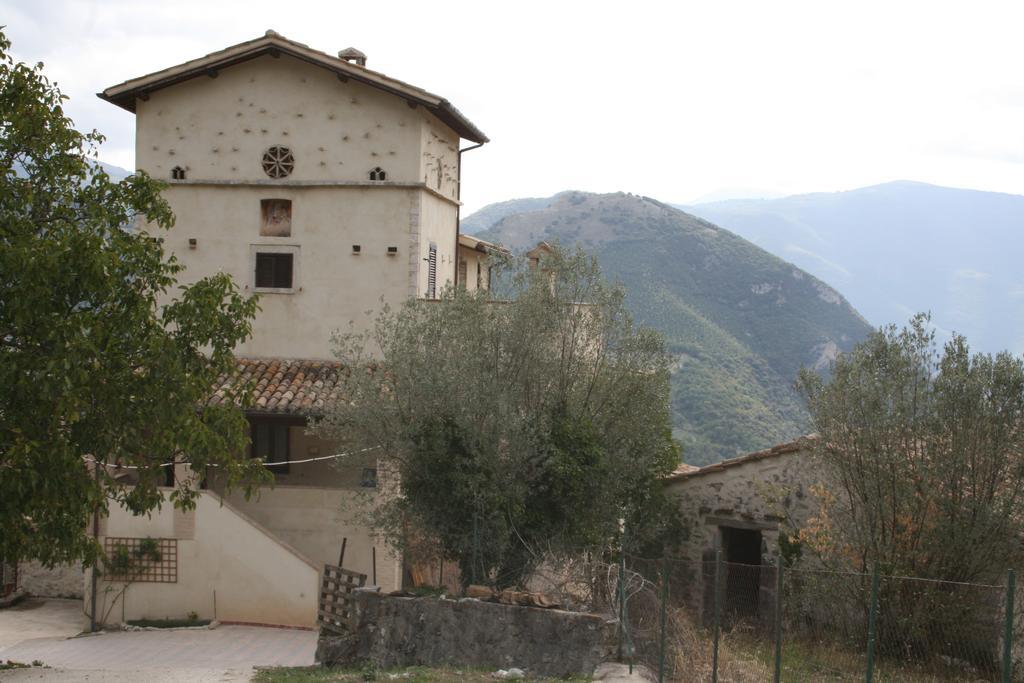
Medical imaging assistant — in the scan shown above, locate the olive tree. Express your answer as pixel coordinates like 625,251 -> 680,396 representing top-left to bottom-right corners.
795,314 -> 1024,664
0,30 -> 266,569
796,314 -> 1024,581
317,246 -> 680,587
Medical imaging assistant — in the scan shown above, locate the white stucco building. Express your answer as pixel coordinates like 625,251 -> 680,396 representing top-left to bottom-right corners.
48,30 -> 504,629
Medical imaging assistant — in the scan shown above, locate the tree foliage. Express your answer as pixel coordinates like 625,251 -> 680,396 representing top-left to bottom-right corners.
796,313 -> 1024,582
317,246 -> 680,587
0,30 -> 265,568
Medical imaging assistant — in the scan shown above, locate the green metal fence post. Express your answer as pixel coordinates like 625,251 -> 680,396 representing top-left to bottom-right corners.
1003,568 -> 1016,683
712,549 -> 722,683
617,552 -> 624,662
659,555 -> 669,683
622,551 -> 632,675
471,513 -> 478,586
774,560 -> 784,683
865,563 -> 880,683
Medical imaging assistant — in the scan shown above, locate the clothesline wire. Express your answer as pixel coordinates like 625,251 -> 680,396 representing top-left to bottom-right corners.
84,445 -> 381,470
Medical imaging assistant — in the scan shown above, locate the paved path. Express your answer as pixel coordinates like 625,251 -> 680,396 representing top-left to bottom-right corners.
0,624 -> 315,671
0,598 -> 83,650
0,667 -> 253,682
0,598 -> 315,680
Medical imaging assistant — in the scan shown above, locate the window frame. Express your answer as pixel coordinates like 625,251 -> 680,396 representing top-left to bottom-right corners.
251,244 -> 300,294
248,417 -> 300,474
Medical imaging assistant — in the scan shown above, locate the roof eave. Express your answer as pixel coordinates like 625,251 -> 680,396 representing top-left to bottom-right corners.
98,35 -> 488,144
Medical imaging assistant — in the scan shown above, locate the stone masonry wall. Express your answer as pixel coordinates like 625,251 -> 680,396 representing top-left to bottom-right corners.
667,441 -> 823,567
318,592 -> 616,678
18,560 -> 84,598
664,440 -> 825,618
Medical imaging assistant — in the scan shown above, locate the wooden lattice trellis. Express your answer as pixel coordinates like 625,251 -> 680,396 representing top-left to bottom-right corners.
103,537 -> 177,583
318,564 -> 367,634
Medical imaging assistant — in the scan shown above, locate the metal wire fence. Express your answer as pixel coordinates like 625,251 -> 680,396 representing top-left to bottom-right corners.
613,553 -> 1018,682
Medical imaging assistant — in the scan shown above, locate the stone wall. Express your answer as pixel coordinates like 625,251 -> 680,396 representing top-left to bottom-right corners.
666,438 -> 823,565
663,437 -> 825,618
318,592 -> 616,678
17,560 -> 84,598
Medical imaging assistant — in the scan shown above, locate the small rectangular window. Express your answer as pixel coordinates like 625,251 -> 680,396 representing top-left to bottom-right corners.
162,463 -> 175,487
361,468 -> 378,488
250,420 -> 290,474
458,260 -> 467,289
260,199 -> 292,237
255,252 -> 293,289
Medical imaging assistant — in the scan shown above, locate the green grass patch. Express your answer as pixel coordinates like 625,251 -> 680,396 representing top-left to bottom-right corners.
252,665 -> 591,682
0,660 -> 44,670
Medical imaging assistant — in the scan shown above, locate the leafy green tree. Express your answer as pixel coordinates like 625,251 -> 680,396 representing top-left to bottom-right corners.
0,30 -> 265,569
318,246 -> 680,587
796,313 -> 1024,582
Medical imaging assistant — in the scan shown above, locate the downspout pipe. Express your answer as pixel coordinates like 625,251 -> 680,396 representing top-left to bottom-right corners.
90,461 -> 100,631
455,142 -> 485,287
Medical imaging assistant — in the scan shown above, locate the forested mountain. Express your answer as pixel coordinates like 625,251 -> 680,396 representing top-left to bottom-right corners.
466,191 -> 872,465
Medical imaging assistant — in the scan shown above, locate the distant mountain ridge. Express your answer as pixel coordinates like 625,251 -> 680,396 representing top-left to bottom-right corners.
467,191 -> 873,465
97,161 -> 131,181
681,180 -> 1024,356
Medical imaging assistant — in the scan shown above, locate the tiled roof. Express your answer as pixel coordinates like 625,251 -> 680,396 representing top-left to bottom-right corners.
210,358 -> 346,416
663,435 -> 817,482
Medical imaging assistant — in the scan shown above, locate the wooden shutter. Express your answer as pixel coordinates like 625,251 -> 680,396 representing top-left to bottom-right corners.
255,253 -> 293,289
427,244 -> 437,299
275,254 -> 293,288
458,260 -> 467,289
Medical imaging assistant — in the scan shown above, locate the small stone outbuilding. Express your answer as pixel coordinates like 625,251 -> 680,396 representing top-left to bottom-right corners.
664,436 -> 823,622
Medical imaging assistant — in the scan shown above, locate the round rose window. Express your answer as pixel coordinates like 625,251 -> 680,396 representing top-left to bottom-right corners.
262,146 -> 294,179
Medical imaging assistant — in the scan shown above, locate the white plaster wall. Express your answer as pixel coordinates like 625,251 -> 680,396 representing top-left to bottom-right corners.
419,114 -> 460,202
417,192 -> 458,296
154,184 -> 416,359
92,491 -> 318,627
457,245 -> 492,292
135,55 -> 424,184
220,484 -> 401,593
130,53 -> 469,359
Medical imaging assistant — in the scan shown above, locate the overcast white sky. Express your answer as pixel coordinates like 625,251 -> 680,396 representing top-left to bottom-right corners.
7,0 -> 1024,213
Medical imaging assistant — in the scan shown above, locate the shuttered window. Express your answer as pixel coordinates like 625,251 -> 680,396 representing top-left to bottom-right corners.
255,252 -> 293,289
458,260 -> 467,289
427,244 -> 438,299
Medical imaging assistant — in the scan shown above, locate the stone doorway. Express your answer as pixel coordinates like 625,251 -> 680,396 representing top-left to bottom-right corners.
720,526 -> 762,620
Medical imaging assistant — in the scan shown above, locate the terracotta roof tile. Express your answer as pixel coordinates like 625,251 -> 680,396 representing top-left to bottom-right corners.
210,357 -> 347,416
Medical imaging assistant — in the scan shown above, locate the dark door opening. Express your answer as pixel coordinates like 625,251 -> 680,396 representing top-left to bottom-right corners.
721,526 -> 762,621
